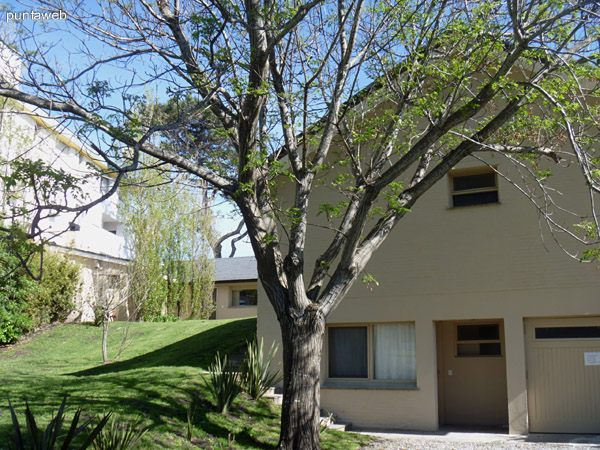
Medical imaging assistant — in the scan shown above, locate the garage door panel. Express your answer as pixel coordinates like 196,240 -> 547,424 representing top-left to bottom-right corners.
526,318 -> 600,434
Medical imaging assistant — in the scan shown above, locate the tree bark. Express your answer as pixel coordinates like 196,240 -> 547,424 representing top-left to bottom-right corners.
278,311 -> 325,450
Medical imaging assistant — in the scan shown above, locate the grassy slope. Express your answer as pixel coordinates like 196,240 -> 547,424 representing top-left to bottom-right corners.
0,319 -> 370,449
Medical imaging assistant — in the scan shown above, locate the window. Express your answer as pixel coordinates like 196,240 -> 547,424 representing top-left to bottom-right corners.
100,177 -> 112,195
450,168 -> 498,207
328,323 -> 416,383
231,289 -> 257,306
535,326 -> 600,339
456,323 -> 502,356
102,220 -> 118,235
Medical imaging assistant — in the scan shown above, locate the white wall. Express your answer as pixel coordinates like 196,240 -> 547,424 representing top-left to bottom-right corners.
0,102 -> 128,260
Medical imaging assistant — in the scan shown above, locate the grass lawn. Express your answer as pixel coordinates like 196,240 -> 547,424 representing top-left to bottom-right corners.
0,318 -> 371,449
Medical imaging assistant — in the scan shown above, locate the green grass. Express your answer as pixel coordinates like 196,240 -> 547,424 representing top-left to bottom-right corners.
0,318 -> 370,449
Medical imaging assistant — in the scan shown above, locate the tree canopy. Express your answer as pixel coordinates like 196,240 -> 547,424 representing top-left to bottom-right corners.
1,1 -> 600,448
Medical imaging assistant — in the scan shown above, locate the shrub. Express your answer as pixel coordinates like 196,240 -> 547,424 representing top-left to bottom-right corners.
6,394 -> 111,450
142,314 -> 180,323
240,338 -> 282,400
0,230 -> 38,344
205,352 -> 242,414
0,233 -> 81,344
27,250 -> 81,325
0,309 -> 33,345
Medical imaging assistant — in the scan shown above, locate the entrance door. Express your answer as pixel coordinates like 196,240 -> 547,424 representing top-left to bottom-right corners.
436,320 -> 508,427
525,317 -> 600,433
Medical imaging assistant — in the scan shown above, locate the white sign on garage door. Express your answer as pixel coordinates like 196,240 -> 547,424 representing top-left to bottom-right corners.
584,352 -> 600,366
525,317 -> 600,434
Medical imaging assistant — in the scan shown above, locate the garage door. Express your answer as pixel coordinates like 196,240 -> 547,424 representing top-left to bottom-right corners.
525,317 -> 600,433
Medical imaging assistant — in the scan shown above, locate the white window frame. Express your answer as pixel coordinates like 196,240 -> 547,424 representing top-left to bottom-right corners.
326,322 -> 417,387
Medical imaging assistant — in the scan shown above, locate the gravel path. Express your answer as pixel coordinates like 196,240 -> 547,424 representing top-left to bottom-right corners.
359,437 -> 600,450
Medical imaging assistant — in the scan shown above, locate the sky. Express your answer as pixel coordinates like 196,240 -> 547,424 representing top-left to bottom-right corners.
1,0 -> 255,258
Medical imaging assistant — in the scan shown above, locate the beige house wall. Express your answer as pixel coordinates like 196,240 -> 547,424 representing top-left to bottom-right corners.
215,281 -> 258,320
62,251 -> 129,322
257,153 -> 600,433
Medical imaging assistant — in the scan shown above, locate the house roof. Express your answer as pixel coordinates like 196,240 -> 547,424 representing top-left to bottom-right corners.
214,256 -> 257,282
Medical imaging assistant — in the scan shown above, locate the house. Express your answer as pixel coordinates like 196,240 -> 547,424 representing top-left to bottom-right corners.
0,49 -> 129,320
214,256 -> 258,319
258,142 -> 600,433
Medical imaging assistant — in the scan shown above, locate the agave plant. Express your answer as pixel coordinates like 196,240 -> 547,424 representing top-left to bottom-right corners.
91,415 -> 148,450
6,394 -> 111,450
204,352 -> 242,414
240,338 -> 282,400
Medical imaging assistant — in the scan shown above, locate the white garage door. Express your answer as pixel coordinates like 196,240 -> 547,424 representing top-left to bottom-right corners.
525,317 -> 600,433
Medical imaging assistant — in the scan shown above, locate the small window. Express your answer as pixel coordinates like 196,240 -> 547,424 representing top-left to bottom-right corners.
102,221 -> 118,234
232,289 -> 257,306
100,177 -> 112,195
535,326 -> 600,340
450,169 -> 498,207
456,323 -> 502,356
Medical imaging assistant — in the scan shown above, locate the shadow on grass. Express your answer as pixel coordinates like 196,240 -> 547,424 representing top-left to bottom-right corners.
70,318 -> 256,377
1,317 -> 284,448
1,373 -> 277,448
188,391 -> 277,450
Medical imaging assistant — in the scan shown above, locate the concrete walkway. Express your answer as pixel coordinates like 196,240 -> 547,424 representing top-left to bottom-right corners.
352,426 -> 600,448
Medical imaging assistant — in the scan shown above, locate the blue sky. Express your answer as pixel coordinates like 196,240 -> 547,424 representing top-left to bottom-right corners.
1,0 -> 254,257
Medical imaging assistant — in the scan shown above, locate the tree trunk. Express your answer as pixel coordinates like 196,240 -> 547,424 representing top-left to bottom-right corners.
278,312 -> 325,450
102,313 -> 109,363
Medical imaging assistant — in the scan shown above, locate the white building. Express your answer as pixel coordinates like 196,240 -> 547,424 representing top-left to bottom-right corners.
1,47 -> 129,320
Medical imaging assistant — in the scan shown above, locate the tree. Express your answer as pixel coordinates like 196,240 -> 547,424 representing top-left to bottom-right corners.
156,94 -> 248,258
93,265 -> 149,363
1,1 -> 600,448
120,166 -> 215,320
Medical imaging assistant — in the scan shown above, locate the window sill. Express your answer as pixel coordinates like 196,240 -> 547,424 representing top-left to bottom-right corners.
446,201 -> 501,210
322,380 -> 418,390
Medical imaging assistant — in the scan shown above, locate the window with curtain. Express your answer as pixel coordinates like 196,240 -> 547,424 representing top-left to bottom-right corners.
374,323 -> 416,380
328,323 -> 417,383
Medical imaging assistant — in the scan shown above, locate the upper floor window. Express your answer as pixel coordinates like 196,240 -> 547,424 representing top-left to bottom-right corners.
450,168 -> 498,207
100,177 -> 112,195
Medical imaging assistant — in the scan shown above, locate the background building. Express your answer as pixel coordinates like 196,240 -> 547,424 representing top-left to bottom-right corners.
1,46 -> 129,320
214,256 -> 257,320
